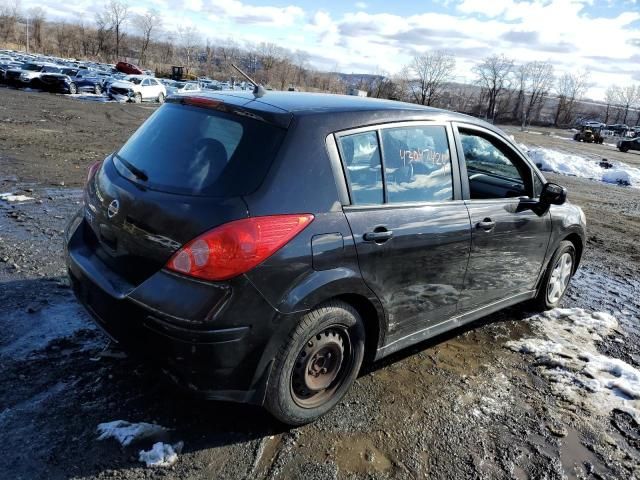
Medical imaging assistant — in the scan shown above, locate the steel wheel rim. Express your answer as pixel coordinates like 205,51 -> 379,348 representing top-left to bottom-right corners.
547,252 -> 573,304
290,326 -> 351,409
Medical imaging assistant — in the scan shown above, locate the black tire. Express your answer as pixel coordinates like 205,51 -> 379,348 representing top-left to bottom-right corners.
68,82 -> 77,95
133,92 -> 142,103
265,301 -> 365,426
620,147 -> 629,153
532,241 -> 576,311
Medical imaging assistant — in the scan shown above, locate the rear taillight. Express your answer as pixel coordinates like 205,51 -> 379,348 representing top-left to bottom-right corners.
87,160 -> 102,183
166,214 -> 314,281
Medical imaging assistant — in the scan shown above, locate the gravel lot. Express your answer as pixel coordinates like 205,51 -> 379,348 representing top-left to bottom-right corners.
1,87 -> 639,480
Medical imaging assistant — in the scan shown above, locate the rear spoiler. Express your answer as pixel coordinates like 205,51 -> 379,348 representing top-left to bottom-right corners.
166,95 -> 291,129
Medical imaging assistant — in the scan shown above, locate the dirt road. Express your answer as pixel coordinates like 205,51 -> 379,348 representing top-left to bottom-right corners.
1,87 -> 639,479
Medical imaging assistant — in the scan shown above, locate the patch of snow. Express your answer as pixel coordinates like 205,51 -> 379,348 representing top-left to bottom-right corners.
96,420 -> 169,447
522,145 -> 640,187
0,192 -> 34,202
0,300 -> 96,359
138,441 -> 183,468
507,308 -> 640,423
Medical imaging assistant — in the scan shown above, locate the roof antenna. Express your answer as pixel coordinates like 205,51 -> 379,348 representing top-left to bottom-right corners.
231,63 -> 266,98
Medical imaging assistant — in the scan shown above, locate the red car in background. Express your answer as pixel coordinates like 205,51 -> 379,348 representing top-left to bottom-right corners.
115,61 -> 143,75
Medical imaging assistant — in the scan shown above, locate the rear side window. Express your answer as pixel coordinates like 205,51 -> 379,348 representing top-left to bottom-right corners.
338,131 -> 383,205
115,103 -> 285,196
381,126 -> 453,203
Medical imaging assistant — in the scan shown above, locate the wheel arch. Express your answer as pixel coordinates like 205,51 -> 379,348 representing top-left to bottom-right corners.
563,232 -> 583,272
315,293 -> 382,363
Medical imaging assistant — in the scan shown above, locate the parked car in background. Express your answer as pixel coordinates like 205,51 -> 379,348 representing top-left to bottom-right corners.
617,136 -> 640,153
108,75 -> 166,103
5,62 -> 60,87
40,69 -> 105,95
0,61 -> 23,83
115,61 -> 144,75
165,80 -> 201,95
65,92 -> 585,425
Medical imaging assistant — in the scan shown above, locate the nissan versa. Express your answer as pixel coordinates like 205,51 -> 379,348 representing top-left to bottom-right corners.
65,92 -> 586,425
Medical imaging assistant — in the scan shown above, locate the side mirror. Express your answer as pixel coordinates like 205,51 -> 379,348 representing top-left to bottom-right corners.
540,182 -> 567,205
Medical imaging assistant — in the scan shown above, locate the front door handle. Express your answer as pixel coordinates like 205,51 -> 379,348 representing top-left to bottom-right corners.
476,218 -> 496,231
363,228 -> 393,243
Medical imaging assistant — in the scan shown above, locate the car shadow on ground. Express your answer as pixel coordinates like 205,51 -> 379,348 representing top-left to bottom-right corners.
0,276 -> 537,478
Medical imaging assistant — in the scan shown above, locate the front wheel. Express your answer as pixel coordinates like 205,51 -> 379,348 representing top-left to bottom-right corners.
68,82 -> 77,95
533,241 -> 576,310
620,147 -> 629,153
265,301 -> 365,425
94,84 -> 102,95
132,92 -> 142,103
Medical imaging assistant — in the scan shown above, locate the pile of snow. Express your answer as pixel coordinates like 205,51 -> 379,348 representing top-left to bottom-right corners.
0,192 -> 34,202
96,420 -> 169,447
507,308 -> 640,422
138,441 -> 183,468
523,146 -> 640,187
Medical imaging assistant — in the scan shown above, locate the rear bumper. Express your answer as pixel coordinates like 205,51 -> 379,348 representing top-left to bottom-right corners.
65,214 -> 287,404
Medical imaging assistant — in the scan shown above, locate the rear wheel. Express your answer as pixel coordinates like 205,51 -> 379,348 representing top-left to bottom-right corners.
620,146 -> 629,153
265,301 -> 365,425
157,92 -> 165,104
532,241 -> 576,310
94,84 -> 102,95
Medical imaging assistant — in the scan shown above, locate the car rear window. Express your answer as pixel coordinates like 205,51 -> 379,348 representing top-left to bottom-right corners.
114,103 -> 285,196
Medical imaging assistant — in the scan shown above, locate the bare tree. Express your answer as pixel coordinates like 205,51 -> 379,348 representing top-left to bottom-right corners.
27,7 -> 45,51
603,86 -> 619,125
517,61 -> 554,129
408,50 -> 456,106
473,54 -> 514,122
616,85 -> 639,125
256,42 -> 281,84
0,0 -> 21,43
554,71 -> 590,126
177,25 -> 200,74
134,9 -> 160,66
97,0 -> 128,60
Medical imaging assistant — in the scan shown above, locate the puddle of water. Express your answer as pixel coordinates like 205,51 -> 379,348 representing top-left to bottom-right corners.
559,427 -> 603,479
334,435 -> 392,474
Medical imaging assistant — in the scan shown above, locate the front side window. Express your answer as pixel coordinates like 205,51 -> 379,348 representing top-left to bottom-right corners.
381,125 -> 453,203
459,131 -> 529,199
338,131 -> 383,205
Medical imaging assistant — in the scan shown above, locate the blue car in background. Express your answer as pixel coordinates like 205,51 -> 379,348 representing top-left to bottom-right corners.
39,69 -> 105,95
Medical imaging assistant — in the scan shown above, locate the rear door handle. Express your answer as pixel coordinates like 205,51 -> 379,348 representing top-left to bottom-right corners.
476,218 -> 496,231
363,229 -> 393,243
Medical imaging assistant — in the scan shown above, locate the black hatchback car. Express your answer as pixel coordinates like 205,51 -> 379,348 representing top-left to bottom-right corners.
65,92 -> 586,425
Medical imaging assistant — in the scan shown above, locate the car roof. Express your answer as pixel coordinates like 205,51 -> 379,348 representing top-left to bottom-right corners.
176,90 -> 494,132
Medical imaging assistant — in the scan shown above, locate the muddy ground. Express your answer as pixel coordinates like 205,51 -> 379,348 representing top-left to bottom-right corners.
1,86 -> 639,480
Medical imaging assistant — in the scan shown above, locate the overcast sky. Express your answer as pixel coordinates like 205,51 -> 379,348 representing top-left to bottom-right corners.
24,0 -> 640,99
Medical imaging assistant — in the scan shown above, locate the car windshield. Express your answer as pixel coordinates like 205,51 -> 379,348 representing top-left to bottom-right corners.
22,63 -> 42,71
127,77 -> 142,84
114,103 -> 286,196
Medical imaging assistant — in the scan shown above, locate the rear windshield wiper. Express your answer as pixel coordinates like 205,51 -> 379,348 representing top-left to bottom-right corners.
115,154 -> 148,181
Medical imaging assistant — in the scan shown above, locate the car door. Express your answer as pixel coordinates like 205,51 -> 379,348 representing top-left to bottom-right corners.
453,123 -> 551,312
140,78 -> 151,98
337,122 -> 471,343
